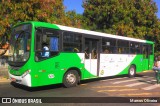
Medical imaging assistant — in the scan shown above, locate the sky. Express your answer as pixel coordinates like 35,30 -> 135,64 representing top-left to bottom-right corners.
63,0 -> 160,19
63,0 -> 84,14
154,0 -> 160,19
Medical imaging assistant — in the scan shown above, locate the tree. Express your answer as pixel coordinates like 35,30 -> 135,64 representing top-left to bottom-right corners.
83,0 -> 160,37
83,0 -> 160,53
0,0 -> 82,37
0,0 -> 64,37
65,10 -> 82,28
0,0 -> 82,55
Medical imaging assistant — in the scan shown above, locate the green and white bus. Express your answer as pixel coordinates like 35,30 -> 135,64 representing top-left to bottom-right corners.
8,21 -> 154,88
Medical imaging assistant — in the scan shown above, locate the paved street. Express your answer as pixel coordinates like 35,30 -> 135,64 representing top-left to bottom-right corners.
86,72 -> 160,97
0,71 -> 160,106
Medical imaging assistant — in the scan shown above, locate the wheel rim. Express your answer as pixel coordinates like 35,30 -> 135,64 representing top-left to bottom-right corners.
66,73 -> 76,84
130,68 -> 135,75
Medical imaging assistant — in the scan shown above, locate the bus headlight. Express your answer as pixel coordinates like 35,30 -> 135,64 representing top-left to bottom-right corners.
22,70 -> 31,78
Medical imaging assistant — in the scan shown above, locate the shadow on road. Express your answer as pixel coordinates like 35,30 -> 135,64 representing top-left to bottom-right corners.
9,73 -> 149,92
10,82 -> 63,92
138,80 -> 156,85
80,74 -> 144,84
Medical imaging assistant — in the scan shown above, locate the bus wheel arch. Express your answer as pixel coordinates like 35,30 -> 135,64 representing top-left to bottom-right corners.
63,68 -> 81,88
128,64 -> 136,78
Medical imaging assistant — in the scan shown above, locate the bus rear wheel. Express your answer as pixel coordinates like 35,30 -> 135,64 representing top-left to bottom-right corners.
128,65 -> 136,78
63,70 -> 79,88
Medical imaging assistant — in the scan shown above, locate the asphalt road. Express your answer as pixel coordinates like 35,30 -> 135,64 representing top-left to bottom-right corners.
0,71 -> 160,106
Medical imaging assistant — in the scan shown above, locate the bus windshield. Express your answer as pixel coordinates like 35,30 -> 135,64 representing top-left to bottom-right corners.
8,24 -> 31,66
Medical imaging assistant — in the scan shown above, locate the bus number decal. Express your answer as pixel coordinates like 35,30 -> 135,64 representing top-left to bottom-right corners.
48,74 -> 54,79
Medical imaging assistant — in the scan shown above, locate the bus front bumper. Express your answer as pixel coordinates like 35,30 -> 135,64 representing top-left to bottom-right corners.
9,73 -> 31,87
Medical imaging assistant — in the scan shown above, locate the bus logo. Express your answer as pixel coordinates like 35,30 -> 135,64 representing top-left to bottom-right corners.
100,70 -> 104,75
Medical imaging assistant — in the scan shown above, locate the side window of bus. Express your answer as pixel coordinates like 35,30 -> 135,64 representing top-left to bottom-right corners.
35,28 -> 59,61
63,32 -> 82,53
102,38 -> 116,54
117,40 -> 129,54
148,44 -> 153,55
130,42 -> 141,54
142,44 -> 153,59
142,45 -> 150,58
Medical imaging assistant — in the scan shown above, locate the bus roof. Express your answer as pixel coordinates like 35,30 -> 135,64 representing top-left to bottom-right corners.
19,21 -> 154,44
56,24 -> 154,44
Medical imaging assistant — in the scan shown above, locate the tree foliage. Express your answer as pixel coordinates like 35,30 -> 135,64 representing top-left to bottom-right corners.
0,0 -> 82,37
65,11 -> 82,28
0,0 -> 82,50
83,0 -> 160,53
0,0 -> 58,36
0,0 -> 82,55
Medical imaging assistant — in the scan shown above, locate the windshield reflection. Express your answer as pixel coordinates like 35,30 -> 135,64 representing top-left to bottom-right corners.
8,24 -> 31,66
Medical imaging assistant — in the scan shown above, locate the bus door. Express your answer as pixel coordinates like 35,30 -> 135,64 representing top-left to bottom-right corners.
84,38 -> 99,77
142,44 -> 149,70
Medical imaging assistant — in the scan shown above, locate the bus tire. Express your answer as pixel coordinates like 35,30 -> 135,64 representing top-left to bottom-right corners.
63,70 -> 79,88
128,65 -> 136,78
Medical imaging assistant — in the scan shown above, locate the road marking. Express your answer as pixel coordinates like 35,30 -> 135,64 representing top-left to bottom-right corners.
142,76 -> 155,79
120,92 -> 160,96
119,93 -> 152,96
97,89 -> 138,92
113,78 -> 142,84
142,84 -> 160,90
80,84 -> 87,86
125,79 -> 157,87
125,82 -> 146,87
92,86 -> 127,89
100,77 -> 128,82
100,76 -> 155,82
146,79 -> 157,82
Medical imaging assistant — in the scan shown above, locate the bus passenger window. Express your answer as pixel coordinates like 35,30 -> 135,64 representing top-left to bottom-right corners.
113,47 -> 118,53
102,38 -> 117,54
63,32 -> 82,53
103,49 -> 110,54
85,47 -> 89,59
91,48 -> 97,59
35,28 -> 59,61
73,48 -> 79,52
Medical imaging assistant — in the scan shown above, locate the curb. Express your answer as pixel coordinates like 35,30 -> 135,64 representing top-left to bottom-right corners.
142,70 -> 153,73
0,67 -> 9,83
0,78 -> 10,83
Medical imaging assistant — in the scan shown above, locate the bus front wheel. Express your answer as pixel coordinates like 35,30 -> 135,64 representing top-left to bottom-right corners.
128,65 -> 136,78
63,70 -> 79,88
